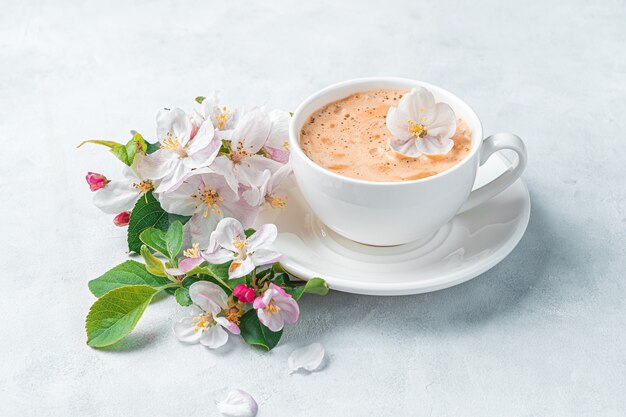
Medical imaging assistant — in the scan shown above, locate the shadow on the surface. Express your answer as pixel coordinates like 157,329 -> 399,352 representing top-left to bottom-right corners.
283,194 -> 588,343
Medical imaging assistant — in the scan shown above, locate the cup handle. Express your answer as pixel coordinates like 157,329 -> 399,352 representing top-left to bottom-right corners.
457,132 -> 527,214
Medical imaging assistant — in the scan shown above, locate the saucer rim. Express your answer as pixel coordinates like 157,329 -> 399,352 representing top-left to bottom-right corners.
278,176 -> 531,296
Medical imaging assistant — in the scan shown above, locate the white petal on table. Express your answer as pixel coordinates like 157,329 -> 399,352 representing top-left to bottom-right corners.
288,342 -> 325,374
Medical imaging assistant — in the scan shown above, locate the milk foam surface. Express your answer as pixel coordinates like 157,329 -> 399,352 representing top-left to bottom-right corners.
300,89 -> 472,182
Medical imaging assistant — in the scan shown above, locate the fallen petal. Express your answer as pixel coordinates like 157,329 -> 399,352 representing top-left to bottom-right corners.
216,389 -> 258,417
288,342 -> 325,374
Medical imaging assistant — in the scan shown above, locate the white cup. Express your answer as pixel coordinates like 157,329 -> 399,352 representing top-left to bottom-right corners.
288,77 -> 527,246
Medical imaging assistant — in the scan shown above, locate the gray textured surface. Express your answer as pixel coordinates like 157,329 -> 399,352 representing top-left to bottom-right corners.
1,0 -> 625,416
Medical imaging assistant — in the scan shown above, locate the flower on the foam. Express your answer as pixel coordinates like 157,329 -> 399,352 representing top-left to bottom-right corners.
173,281 -> 240,349
136,107 -> 221,193
158,168 -> 257,249
242,163 -> 292,209
92,155 -> 157,214
253,283 -> 299,332
215,107 -> 285,187
201,217 -> 281,279
386,87 -> 456,157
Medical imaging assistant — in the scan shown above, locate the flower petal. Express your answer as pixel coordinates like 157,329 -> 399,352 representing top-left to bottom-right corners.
257,306 -> 285,332
231,108 -> 271,154
426,102 -> 456,140
186,118 -> 216,155
389,136 -> 422,158
154,160 -> 187,193
157,179 -> 200,216
399,87 -> 436,125
385,106 -> 412,140
246,224 -> 278,252
250,248 -> 282,266
288,343 -> 325,374
415,136 -> 454,155
202,243 -> 234,264
228,256 -> 255,279
173,315 -> 202,344
92,181 -> 140,214
215,316 -> 241,335
265,109 -> 290,149
210,156 -> 239,193
199,324 -> 228,349
236,154 -> 283,186
134,149 -> 176,181
156,107 -> 191,144
215,389 -> 258,417
189,281 -> 228,313
190,212 -> 222,249
213,218 -> 246,252
178,256 -> 203,273
277,297 -> 300,324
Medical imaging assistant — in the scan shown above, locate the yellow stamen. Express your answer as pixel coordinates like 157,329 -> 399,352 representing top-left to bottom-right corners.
268,194 -> 288,209
226,306 -> 241,326
191,187 -> 224,218
183,242 -> 200,258
232,237 -> 248,252
192,313 -> 213,332
132,180 -> 154,193
265,303 -> 281,315
407,120 -> 428,138
215,107 -> 231,129
282,140 -> 289,150
160,132 -> 183,151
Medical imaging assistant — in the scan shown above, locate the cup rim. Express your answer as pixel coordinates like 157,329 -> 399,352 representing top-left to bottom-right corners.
288,77 -> 484,186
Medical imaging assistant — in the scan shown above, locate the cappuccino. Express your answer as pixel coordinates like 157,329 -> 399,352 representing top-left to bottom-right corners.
300,89 -> 472,182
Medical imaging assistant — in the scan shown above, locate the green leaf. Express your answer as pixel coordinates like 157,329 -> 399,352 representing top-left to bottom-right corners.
174,287 -> 192,306
86,285 -> 159,348
145,141 -> 160,154
187,262 -> 231,281
239,310 -> 283,351
110,145 -> 130,165
285,277 -> 329,301
244,228 -> 256,238
164,221 -> 183,259
78,139 -> 134,166
168,213 -> 191,225
195,96 -> 206,104
139,228 -> 169,257
140,245 -> 167,277
77,139 -> 123,149
128,192 -> 169,253
88,260 -> 169,297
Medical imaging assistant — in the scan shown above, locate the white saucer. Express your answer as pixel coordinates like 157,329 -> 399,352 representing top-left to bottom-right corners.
256,155 -> 530,296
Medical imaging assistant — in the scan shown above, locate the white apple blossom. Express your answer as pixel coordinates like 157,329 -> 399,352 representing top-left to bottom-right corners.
92,155 -> 157,214
199,91 -> 238,132
201,217 -> 281,279
173,281 -> 240,349
158,168 -> 257,249
137,107 -> 221,192
242,163 -> 292,209
386,87 -> 457,157
216,107 -> 284,187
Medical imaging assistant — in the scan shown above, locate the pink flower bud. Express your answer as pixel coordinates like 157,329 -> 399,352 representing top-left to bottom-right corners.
233,284 -> 255,303
113,211 -> 131,227
86,172 -> 109,191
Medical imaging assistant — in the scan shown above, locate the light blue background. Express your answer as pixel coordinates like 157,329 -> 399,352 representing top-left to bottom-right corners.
1,0 -> 624,415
